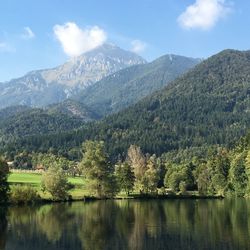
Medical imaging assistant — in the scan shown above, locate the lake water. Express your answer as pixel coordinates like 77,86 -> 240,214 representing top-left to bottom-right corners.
0,199 -> 250,250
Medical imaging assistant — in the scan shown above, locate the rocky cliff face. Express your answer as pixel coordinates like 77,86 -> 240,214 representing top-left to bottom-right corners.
0,43 -> 146,108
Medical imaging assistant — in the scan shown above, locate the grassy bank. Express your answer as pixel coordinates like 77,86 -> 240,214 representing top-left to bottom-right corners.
8,172 -> 88,200
8,172 -> 224,203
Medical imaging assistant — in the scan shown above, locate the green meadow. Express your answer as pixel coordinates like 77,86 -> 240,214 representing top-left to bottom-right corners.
8,172 -> 88,200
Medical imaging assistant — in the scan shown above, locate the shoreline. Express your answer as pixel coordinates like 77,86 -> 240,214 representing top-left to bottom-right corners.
2,194 -> 224,206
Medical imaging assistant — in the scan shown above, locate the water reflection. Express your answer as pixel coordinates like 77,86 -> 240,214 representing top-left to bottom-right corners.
0,207 -> 7,250
1,199 -> 250,250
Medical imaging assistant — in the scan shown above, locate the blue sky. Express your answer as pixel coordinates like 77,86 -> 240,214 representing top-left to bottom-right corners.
0,0 -> 249,81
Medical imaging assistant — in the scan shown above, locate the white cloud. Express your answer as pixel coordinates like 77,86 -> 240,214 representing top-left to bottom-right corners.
0,42 -> 15,53
178,0 -> 231,30
22,27 -> 35,39
130,40 -> 147,53
0,43 -> 7,49
53,22 -> 107,57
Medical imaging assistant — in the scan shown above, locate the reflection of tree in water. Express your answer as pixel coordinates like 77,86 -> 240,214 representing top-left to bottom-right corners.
3,200 -> 250,250
78,200 -> 168,250
115,200 -> 135,245
161,199 -> 250,250
0,207 -> 7,250
7,204 -> 82,250
78,201 -> 120,250
8,206 -> 42,239
36,204 -> 75,243
129,201 -> 169,250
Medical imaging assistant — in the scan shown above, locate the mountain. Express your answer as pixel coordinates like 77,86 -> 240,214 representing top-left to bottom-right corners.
0,100 -> 97,144
0,105 -> 32,119
0,53 -> 200,136
47,99 -> 100,121
0,52 -> 200,148
0,44 -> 146,108
6,49 -> 249,159
75,54 -> 201,117
0,108 -> 84,145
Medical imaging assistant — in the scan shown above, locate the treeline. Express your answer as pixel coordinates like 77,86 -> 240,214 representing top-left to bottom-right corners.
0,132 -> 249,204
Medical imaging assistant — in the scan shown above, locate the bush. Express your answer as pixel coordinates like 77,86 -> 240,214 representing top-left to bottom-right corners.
10,185 -> 41,204
41,165 -> 70,200
179,181 -> 187,194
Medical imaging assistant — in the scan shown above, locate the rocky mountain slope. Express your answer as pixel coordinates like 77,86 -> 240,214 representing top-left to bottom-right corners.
75,54 -> 201,116
0,44 -> 146,108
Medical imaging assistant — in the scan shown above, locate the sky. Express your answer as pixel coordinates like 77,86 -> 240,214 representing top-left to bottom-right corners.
0,0 -> 249,82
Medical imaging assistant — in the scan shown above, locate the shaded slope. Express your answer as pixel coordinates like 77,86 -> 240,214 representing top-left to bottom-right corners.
76,54 -> 200,116
47,99 -> 100,121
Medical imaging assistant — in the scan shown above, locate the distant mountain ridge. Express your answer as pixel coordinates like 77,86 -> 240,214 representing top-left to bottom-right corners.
6,49 -> 249,159
75,54 -> 201,116
0,51 -> 201,147
0,44 -> 146,108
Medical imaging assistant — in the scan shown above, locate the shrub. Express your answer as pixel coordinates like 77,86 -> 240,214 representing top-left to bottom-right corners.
41,165 -> 70,200
10,185 -> 41,204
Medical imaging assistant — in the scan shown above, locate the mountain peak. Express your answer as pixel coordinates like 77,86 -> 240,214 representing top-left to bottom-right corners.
0,44 -> 146,109
92,43 -> 120,51
80,42 -> 147,63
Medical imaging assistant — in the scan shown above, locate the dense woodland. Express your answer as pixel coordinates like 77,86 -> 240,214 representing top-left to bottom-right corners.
0,108 -> 84,144
0,49 -> 250,201
1,49 -> 249,162
0,132 -> 249,203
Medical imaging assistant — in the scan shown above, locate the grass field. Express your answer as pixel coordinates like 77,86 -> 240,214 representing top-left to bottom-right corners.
8,172 -> 88,200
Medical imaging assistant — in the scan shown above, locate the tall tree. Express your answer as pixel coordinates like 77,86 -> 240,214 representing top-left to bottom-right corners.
229,151 -> 248,196
164,162 -> 195,193
0,158 -> 9,203
127,145 -> 147,193
143,155 -> 160,194
80,140 -> 117,198
245,150 -> 250,194
115,161 -> 135,195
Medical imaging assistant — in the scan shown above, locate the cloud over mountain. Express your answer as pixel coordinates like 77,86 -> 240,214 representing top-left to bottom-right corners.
130,40 -> 147,53
53,22 -> 107,57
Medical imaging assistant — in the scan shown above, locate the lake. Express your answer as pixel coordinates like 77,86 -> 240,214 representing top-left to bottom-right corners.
0,199 -> 249,250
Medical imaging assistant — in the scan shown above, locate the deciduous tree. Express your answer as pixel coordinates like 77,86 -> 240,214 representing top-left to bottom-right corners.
0,158 -> 9,203
80,140 -> 118,198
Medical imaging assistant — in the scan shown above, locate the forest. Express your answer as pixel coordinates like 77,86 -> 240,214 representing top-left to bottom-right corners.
1,50 -> 249,162
0,131 -> 249,204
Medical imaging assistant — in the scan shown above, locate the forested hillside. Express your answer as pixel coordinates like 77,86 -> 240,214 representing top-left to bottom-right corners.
0,109 -> 84,145
0,106 -> 32,119
47,99 -> 100,121
76,54 -> 200,116
1,50 -> 250,160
